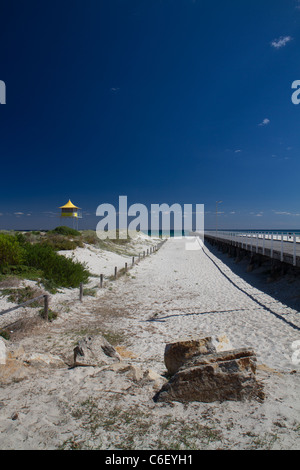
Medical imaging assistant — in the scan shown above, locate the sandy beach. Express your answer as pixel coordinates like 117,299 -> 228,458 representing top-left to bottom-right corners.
0,236 -> 300,450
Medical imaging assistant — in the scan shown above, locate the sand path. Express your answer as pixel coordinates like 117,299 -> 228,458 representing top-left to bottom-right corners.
99,237 -> 300,372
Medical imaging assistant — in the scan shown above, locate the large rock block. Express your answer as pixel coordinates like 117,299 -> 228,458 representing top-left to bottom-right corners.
155,348 -> 264,403
164,335 -> 233,376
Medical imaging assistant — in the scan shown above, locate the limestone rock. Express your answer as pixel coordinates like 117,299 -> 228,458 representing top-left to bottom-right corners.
212,334 -> 233,353
155,348 -> 264,403
23,353 -> 65,368
164,335 -> 232,376
143,369 -> 163,382
0,338 -> 7,365
143,369 -> 168,392
73,334 -> 122,367
126,365 -> 144,382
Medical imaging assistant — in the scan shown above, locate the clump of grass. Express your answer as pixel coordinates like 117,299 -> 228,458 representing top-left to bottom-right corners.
1,286 -> 44,307
83,287 -> 97,297
39,308 -> 58,322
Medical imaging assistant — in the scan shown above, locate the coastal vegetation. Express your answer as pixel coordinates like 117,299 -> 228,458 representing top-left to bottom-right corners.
0,227 -> 134,292
0,228 -> 90,290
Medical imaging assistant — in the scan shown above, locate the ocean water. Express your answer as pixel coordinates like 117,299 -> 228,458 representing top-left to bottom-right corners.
212,229 -> 300,235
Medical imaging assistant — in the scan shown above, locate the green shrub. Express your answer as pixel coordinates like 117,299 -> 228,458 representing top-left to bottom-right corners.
0,234 -> 25,270
42,234 -> 83,251
50,226 -> 81,237
24,243 -> 89,288
0,329 -> 10,340
0,265 -> 43,280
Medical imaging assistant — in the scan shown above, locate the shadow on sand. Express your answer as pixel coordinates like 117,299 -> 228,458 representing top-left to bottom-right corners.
202,241 -> 300,331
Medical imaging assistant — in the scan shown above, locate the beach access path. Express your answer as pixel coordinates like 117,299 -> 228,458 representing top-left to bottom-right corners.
96,236 -> 300,373
1,236 -> 300,450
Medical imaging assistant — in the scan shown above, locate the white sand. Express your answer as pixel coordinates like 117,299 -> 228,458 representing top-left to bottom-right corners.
0,236 -> 300,450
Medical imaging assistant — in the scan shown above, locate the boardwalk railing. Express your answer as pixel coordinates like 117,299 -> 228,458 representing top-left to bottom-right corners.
205,231 -> 300,267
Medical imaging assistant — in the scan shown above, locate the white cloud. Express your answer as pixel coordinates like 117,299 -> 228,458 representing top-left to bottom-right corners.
271,36 -> 292,49
14,212 -> 24,216
274,211 -> 300,216
259,118 -> 270,126
234,149 -> 242,153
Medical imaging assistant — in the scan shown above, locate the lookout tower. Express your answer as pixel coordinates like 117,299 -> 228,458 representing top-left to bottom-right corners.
59,199 -> 82,230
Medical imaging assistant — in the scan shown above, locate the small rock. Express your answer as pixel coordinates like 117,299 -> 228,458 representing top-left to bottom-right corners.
143,369 -> 163,382
11,412 -> 18,421
126,365 -> 144,382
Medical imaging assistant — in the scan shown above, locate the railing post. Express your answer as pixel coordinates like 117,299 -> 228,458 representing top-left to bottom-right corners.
293,233 -> 296,267
263,232 -> 265,256
100,274 -> 103,288
271,233 -> 274,259
43,295 -> 49,321
114,266 -> 117,279
79,283 -> 83,302
281,232 -> 284,262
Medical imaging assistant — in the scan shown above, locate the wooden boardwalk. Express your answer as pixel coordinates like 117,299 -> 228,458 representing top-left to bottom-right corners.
204,231 -> 300,267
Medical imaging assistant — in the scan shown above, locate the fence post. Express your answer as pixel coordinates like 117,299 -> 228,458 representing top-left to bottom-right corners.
293,233 -> 296,267
281,232 -> 284,262
79,283 -> 83,302
132,256 -> 134,266
100,274 -> 103,288
125,262 -> 127,272
114,266 -> 117,279
143,251 -> 145,258
43,295 -> 49,321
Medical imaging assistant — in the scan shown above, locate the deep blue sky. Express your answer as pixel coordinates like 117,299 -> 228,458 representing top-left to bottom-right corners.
1,0 -> 300,230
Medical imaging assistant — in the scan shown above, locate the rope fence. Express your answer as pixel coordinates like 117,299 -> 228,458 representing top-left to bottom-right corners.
0,239 -> 167,326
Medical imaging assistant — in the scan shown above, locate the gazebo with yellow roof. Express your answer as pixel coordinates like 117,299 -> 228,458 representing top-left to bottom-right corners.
59,199 -> 82,229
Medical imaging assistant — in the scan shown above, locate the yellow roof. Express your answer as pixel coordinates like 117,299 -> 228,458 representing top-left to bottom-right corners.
59,199 -> 80,209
